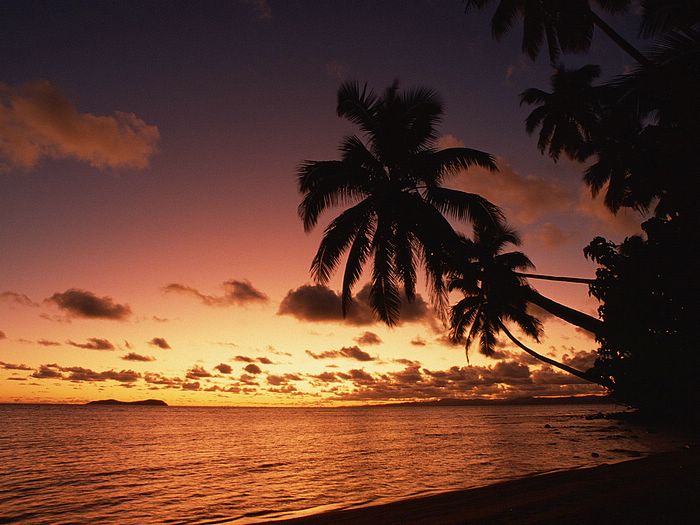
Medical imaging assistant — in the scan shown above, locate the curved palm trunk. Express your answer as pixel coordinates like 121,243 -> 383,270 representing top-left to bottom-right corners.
498,321 -> 609,387
515,272 -> 595,285
588,9 -> 651,66
525,288 -> 604,336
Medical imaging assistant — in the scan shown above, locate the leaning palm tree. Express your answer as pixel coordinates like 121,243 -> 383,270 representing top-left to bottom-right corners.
464,0 -> 650,65
298,81 -> 502,325
449,225 -> 607,384
520,64 -> 604,162
639,0 -> 700,38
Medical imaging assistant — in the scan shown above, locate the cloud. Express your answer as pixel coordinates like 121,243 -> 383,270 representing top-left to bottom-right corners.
0,361 -> 32,370
143,373 -> 182,387
267,373 -> 302,386
31,365 -> 63,379
30,363 -> 140,383
186,365 -> 212,379
526,222 -> 575,247
244,364 -> 262,374
454,157 -> 571,225
215,363 -> 233,374
0,80 -> 159,171
37,339 -> 61,346
306,345 -> 375,362
436,134 -> 465,149
148,337 -> 171,349
0,291 -> 38,307
46,289 -> 131,320
67,338 -> 115,351
181,381 -> 201,391
278,283 -> 436,327
0,330 -> 4,340
326,60 -> 349,80
410,336 -> 427,346
240,0 -> 271,19
163,279 -> 268,307
354,331 -> 382,346
121,352 -> 155,362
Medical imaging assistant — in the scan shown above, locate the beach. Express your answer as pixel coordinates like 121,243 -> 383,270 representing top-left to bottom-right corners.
273,448 -> 700,524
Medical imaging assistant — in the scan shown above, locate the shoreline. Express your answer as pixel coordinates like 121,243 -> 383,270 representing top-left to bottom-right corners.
267,448 -> 699,524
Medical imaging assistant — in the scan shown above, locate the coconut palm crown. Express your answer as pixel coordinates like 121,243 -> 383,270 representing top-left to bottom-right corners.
297,81 -> 502,325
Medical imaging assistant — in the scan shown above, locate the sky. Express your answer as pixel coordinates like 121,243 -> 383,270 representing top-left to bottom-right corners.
0,0 -> 647,405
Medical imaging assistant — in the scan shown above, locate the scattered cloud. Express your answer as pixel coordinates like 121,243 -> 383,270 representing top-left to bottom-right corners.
186,365 -> 212,379
0,291 -> 38,307
67,338 -> 115,351
244,364 -> 262,374
215,363 -> 233,374
0,361 -> 32,371
37,339 -> 61,346
31,365 -> 63,379
0,330 -> 5,340
30,363 -> 140,383
181,381 -> 201,391
278,283 -> 436,327
410,336 -> 427,346
163,279 -> 268,307
354,331 -> 382,346
306,345 -> 375,362
148,337 -> 171,349
46,289 -> 131,320
121,352 -> 155,362
0,80 -> 159,171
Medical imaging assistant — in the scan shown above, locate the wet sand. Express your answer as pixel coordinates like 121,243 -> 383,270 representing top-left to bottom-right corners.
271,448 -> 699,524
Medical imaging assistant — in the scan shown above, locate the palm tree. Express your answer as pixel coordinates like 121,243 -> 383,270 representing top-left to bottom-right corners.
640,0 -> 700,38
464,0 -> 650,65
520,64 -> 604,162
298,81 -> 503,325
448,225 -> 606,384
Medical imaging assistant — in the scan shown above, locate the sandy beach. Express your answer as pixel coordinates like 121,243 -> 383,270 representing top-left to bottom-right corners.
272,447 -> 699,524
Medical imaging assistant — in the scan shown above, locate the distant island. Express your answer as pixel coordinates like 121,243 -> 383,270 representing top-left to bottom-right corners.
85,399 -> 168,406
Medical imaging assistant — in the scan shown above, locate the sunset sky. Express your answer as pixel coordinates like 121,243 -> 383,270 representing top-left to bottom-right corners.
0,0 -> 646,405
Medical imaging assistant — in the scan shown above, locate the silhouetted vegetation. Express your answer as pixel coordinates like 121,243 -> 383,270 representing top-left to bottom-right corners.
297,81 -> 502,325
467,1 -> 700,421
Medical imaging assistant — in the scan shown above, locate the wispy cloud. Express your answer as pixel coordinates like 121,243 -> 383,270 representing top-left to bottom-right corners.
163,279 -> 268,307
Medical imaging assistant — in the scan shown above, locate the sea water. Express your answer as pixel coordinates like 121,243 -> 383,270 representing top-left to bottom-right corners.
0,404 -> 686,524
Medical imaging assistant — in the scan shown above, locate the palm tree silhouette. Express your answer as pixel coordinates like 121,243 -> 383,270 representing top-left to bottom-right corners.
298,81 -> 503,325
448,225 -> 604,383
639,0 -> 700,38
464,0 -> 650,65
520,64 -> 604,162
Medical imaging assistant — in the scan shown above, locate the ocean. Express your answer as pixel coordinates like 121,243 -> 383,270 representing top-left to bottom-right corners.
0,403 -> 686,524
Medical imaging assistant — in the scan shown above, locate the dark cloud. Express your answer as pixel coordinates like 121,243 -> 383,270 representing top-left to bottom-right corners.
278,284 -> 436,327
152,316 -> 169,323
267,373 -> 302,386
30,363 -> 140,383
307,371 -> 340,383
257,357 -> 273,365
186,365 -> 212,379
306,345 -> 375,362
143,373 -> 182,386
410,336 -> 427,346
0,291 -> 38,307
0,361 -> 32,371
67,338 -> 115,351
181,381 -> 201,391
0,330 -> 5,339
46,289 -> 131,320
244,364 -> 262,374
354,331 -> 382,346
0,80 -> 159,171
234,355 -> 255,363
37,339 -> 60,346
215,363 -> 233,374
163,279 -> 268,307
121,352 -> 155,362
63,367 -> 140,383
148,337 -> 171,349
31,365 -> 62,379
393,358 -> 421,367
561,350 -> 597,371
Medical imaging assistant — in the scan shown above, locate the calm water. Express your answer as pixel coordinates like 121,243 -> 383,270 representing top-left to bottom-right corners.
0,404 -> 687,524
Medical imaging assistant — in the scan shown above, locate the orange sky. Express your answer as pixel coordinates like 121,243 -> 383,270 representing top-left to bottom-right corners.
0,1 -> 645,405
